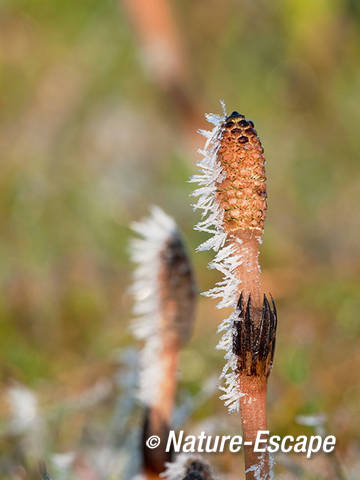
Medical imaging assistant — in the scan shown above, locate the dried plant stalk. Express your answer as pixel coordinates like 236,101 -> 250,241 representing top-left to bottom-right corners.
131,207 -> 197,478
122,0 -> 202,140
122,0 -> 187,88
192,106 -> 277,479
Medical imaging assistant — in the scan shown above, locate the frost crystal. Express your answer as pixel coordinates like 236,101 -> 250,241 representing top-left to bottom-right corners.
245,454 -> 274,480
161,454 -> 214,480
160,454 -> 189,480
190,102 -> 243,413
130,206 -> 177,407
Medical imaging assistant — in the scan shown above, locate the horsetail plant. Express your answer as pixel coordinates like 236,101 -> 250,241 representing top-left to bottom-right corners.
161,454 -> 216,480
130,207 -> 197,479
191,105 -> 277,479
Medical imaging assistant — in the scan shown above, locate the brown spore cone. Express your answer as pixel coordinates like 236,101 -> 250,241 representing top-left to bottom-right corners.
183,458 -> 214,480
216,111 -> 267,236
158,231 -> 197,349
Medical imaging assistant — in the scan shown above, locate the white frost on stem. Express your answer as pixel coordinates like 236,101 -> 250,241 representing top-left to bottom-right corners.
245,454 -> 274,480
130,206 -> 177,407
160,454 -> 189,480
190,102 -> 244,413
161,454 -> 214,480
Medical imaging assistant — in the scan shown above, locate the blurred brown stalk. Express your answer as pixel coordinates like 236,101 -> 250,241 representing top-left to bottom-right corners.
121,0 -> 204,142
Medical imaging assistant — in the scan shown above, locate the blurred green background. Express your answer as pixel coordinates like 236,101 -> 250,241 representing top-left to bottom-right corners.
0,0 -> 360,478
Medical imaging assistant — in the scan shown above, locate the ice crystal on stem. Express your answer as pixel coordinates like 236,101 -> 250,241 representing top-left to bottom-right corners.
130,206 -> 178,406
130,207 -> 197,477
191,103 -> 269,413
161,454 -> 215,480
